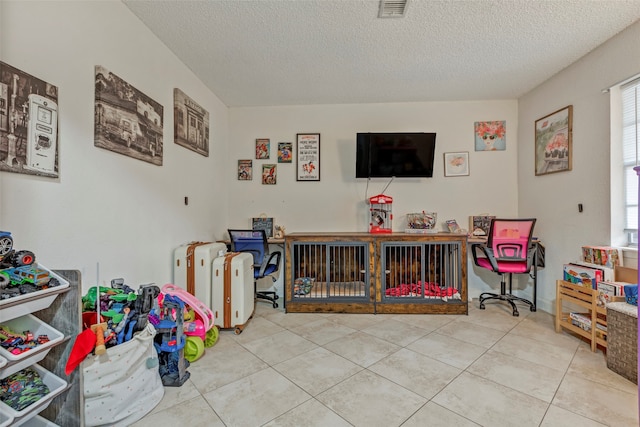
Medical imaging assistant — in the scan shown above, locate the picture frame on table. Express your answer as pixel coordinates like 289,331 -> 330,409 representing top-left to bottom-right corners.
535,105 -> 572,176
296,133 -> 320,181
470,215 -> 495,238
252,216 -> 274,238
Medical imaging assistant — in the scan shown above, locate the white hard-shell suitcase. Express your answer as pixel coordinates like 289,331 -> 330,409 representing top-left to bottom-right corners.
173,241 -> 227,310
212,252 -> 254,334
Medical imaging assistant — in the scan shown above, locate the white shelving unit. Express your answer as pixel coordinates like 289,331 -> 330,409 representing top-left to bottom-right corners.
0,269 -> 82,426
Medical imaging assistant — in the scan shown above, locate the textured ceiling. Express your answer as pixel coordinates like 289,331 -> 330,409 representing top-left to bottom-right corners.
123,0 -> 640,107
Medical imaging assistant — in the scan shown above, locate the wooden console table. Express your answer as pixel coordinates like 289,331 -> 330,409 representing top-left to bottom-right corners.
284,232 -> 467,314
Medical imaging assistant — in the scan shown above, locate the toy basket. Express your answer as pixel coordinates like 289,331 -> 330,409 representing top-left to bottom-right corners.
624,284 -> 638,306
0,314 -> 65,378
406,212 -> 437,230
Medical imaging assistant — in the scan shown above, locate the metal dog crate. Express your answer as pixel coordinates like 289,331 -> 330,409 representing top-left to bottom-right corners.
381,241 -> 463,303
290,241 -> 370,301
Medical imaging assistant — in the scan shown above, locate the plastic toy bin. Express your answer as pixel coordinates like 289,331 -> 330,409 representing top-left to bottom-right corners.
0,265 -> 70,322
0,364 -> 67,424
0,314 -> 64,378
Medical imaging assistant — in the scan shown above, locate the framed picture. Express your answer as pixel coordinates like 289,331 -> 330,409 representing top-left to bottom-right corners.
95,65 -> 163,166
252,216 -> 274,238
255,138 -> 270,159
0,61 -> 60,178
296,133 -> 320,181
443,152 -> 469,177
238,159 -> 252,180
278,142 -> 292,163
470,215 -> 496,238
173,88 -> 209,157
262,164 -> 276,184
535,105 -> 572,176
474,120 -> 506,151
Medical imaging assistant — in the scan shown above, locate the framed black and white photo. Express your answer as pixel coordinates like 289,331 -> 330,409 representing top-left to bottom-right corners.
296,133 -> 320,181
0,61 -> 60,178
94,65 -> 164,166
173,88 -> 209,157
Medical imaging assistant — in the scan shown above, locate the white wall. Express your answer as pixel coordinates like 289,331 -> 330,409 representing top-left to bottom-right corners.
0,1 -> 229,290
518,20 -> 640,312
228,101 -> 520,298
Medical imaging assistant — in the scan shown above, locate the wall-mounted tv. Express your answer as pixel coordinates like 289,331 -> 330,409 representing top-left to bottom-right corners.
356,132 -> 437,178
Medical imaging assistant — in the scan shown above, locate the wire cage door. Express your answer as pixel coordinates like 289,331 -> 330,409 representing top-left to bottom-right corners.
381,241 -> 463,302
291,242 -> 370,301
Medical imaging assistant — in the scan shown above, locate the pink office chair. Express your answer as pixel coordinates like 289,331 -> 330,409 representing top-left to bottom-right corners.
471,218 -> 538,316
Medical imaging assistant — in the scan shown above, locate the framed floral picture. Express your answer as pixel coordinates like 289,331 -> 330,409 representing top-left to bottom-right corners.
535,105 -> 572,176
474,120 -> 506,151
444,152 -> 469,177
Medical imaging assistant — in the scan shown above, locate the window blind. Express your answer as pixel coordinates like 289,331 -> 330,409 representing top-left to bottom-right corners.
622,77 -> 640,232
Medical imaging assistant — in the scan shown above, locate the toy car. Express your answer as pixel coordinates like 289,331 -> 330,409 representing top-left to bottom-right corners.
0,250 -> 36,270
0,231 -> 13,257
0,265 -> 60,294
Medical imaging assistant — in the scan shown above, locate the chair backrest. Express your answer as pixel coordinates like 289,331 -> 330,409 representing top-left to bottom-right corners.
487,218 -> 536,262
227,229 -> 268,266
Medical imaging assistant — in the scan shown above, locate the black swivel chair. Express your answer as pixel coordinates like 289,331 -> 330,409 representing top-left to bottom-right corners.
227,229 -> 281,308
471,218 -> 538,317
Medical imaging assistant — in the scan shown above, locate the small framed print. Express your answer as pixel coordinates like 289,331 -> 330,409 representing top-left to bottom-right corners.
262,164 -> 276,184
238,159 -> 252,180
444,152 -> 469,177
278,142 -> 293,163
252,216 -> 274,238
470,215 -> 496,238
296,133 -> 320,181
256,138 -> 270,159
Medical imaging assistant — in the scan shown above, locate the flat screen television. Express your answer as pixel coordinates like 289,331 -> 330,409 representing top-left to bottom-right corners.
356,132 -> 437,178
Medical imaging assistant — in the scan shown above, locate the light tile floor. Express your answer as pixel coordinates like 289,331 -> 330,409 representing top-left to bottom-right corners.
132,301 -> 638,427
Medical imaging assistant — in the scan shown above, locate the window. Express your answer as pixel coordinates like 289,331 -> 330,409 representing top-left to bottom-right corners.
622,78 -> 640,245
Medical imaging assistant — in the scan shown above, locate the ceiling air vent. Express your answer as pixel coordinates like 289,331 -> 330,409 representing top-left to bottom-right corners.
378,0 -> 409,18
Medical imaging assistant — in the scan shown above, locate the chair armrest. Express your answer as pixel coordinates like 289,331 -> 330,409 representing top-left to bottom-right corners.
471,243 -> 499,272
526,243 -> 537,269
259,250 -> 281,276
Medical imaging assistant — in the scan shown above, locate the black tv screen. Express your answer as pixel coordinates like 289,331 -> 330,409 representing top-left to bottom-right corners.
356,132 -> 437,178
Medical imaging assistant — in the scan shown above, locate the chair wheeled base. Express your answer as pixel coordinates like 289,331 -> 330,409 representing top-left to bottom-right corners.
257,290 -> 279,308
479,272 -> 536,317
